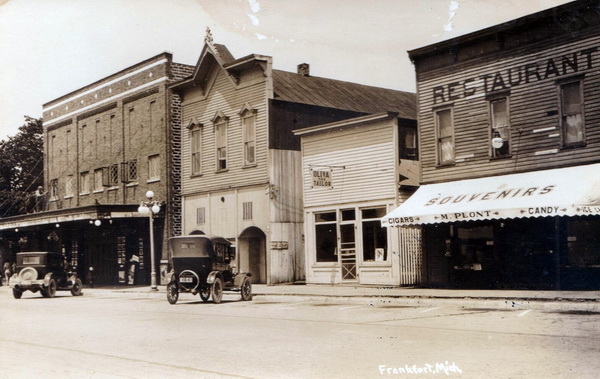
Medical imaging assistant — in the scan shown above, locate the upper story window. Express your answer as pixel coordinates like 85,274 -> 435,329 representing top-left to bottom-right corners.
239,103 -> 257,166
109,164 -> 119,187
399,124 -> 418,160
94,168 -> 104,192
435,108 -> 454,165
65,175 -> 74,198
190,124 -> 202,175
80,171 -> 90,195
121,159 -> 138,184
490,97 -> 510,158
212,112 -> 229,172
560,79 -> 585,147
50,179 -> 59,201
148,154 -> 160,182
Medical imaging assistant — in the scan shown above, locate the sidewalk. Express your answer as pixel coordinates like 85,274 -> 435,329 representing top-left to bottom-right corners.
77,283 -> 600,312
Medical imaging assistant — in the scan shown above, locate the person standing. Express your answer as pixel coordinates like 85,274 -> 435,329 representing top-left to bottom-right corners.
3,261 -> 13,286
34,186 -> 47,212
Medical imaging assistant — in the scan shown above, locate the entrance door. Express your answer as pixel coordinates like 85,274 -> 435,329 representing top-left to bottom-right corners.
339,223 -> 357,281
239,227 -> 267,284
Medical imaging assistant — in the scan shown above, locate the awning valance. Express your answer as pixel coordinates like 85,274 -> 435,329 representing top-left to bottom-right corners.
382,163 -> 600,227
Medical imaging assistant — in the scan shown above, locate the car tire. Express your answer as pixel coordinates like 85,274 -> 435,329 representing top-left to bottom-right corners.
241,277 -> 252,301
12,288 -> 22,299
71,278 -> 83,296
167,282 -> 179,305
45,278 -> 57,298
199,288 -> 210,302
211,277 -> 223,304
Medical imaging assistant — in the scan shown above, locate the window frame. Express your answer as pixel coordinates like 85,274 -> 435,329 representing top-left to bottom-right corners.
93,168 -> 104,192
190,126 -> 202,176
241,111 -> 257,166
434,107 -> 455,166
65,175 -> 74,198
148,154 -> 160,182
314,211 -> 338,263
558,78 -> 585,148
489,96 -> 511,158
215,119 -> 228,172
80,171 -> 90,195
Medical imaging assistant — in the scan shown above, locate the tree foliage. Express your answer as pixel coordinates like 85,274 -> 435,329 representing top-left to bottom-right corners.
0,116 -> 44,216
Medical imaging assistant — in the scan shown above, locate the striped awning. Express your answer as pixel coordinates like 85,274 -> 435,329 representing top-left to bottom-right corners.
382,163 -> 600,227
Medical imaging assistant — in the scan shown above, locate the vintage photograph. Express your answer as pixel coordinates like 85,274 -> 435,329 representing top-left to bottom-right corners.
0,0 -> 598,378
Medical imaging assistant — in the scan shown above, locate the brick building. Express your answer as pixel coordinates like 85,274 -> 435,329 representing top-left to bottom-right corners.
0,53 -> 193,286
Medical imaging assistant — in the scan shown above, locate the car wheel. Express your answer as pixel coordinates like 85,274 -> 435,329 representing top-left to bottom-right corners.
12,288 -> 22,299
211,277 -> 223,304
241,277 -> 252,301
70,278 -> 83,296
199,288 -> 210,302
45,278 -> 57,298
166,282 -> 179,305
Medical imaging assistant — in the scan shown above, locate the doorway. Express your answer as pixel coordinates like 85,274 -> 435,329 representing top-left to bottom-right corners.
239,227 -> 267,284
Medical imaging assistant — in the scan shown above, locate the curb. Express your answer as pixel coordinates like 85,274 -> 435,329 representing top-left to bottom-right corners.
75,288 -> 600,312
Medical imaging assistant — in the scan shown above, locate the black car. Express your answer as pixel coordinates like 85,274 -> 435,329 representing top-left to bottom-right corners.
9,252 -> 83,299
165,235 -> 252,304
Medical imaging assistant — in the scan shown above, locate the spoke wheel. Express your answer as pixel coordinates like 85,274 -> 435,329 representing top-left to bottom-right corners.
240,277 -> 252,301
45,278 -> 57,298
199,288 -> 210,302
211,277 -> 223,304
166,282 -> 179,305
12,288 -> 22,299
70,278 -> 83,296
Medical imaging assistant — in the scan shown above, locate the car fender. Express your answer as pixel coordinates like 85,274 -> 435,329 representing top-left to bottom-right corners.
206,271 -> 222,284
233,273 -> 251,288
165,270 -> 176,283
43,272 -> 54,286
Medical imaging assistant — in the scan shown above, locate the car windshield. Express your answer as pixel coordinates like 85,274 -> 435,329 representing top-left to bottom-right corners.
169,237 -> 212,258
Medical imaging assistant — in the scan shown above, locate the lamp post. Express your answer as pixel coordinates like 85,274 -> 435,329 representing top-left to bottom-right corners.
138,190 -> 162,291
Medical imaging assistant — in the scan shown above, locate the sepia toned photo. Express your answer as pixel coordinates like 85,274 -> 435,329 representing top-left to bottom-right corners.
0,1 -> 598,378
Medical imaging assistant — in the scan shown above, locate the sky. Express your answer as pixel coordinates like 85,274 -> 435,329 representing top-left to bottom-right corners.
0,0 -> 574,141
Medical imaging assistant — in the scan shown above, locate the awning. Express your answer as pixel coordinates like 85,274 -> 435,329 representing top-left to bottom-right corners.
382,163 -> 600,227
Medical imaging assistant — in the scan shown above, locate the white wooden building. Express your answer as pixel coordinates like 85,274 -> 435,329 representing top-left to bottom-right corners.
295,112 -> 422,286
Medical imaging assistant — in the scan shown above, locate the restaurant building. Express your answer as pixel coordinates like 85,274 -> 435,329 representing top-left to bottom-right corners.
384,0 -> 600,290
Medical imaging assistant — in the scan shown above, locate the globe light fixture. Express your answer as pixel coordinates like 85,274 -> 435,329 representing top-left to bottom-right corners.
138,190 -> 163,291
492,131 -> 504,149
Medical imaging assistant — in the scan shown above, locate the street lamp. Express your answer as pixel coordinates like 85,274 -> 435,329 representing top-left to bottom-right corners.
138,190 -> 162,291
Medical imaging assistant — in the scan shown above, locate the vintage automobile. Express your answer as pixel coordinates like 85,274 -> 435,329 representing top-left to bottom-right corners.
9,252 -> 83,299
165,234 -> 252,304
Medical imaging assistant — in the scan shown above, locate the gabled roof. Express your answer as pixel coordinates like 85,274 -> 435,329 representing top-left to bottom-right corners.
171,41 -> 416,120
272,70 -> 416,120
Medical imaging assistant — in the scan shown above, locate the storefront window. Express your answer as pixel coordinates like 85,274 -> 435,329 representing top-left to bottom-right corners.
315,212 -> 337,262
362,208 -> 387,261
566,219 -> 600,267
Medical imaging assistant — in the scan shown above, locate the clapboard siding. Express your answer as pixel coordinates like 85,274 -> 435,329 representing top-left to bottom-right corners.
181,68 -> 269,194
417,32 -> 600,184
302,120 -> 397,207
